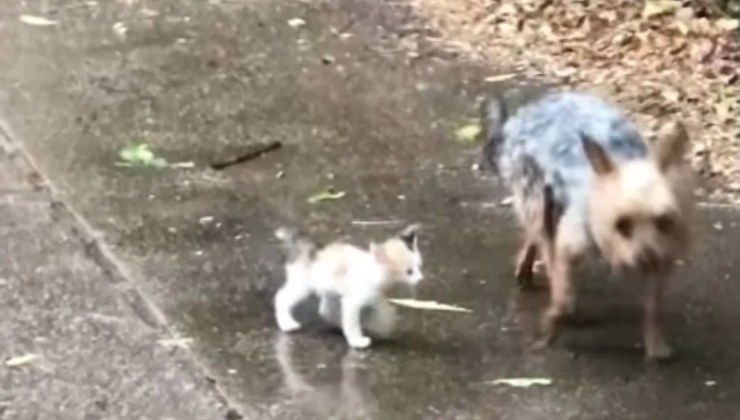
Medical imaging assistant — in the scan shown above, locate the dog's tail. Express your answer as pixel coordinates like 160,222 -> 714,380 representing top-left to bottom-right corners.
275,227 -> 316,263
481,96 -> 508,174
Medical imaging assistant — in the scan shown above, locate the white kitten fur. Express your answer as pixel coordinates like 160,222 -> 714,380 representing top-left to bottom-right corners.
274,226 -> 422,348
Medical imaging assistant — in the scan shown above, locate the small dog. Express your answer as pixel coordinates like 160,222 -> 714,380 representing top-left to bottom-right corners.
274,224 -> 423,348
483,91 -> 693,359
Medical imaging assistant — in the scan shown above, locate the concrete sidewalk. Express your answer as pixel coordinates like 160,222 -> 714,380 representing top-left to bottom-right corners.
1,0 -> 739,419
0,138 -> 229,417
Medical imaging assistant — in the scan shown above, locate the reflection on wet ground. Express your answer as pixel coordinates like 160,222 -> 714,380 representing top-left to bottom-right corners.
275,334 -> 377,418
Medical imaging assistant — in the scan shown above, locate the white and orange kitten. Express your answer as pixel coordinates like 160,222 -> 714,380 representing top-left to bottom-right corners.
274,224 -> 423,348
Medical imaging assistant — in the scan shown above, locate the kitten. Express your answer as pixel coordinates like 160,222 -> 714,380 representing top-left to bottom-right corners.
483,91 -> 693,359
274,224 -> 423,348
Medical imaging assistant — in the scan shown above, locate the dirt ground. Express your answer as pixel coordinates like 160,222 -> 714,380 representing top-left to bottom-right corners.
408,0 -> 740,203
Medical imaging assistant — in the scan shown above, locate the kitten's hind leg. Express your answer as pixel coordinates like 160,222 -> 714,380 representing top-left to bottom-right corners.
318,294 -> 341,326
275,274 -> 311,332
341,297 -> 371,348
365,300 -> 398,339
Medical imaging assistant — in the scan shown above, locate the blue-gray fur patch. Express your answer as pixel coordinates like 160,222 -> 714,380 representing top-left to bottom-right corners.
496,92 -> 649,236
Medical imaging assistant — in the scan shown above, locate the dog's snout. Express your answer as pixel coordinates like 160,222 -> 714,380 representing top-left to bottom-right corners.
637,248 -> 661,271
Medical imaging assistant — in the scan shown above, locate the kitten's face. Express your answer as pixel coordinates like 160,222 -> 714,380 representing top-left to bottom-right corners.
372,225 -> 423,285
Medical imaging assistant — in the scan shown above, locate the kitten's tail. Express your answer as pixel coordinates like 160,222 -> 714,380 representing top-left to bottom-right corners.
275,227 -> 315,262
481,96 -> 508,174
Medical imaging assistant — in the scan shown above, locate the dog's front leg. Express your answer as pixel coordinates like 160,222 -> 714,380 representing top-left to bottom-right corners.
643,273 -> 673,360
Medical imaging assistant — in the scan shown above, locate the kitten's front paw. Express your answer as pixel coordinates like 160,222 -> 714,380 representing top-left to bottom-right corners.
277,318 -> 302,332
347,335 -> 372,349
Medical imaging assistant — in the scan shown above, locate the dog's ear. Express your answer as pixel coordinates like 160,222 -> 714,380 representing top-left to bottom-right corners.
654,121 -> 689,171
581,133 -> 615,176
399,224 -> 420,250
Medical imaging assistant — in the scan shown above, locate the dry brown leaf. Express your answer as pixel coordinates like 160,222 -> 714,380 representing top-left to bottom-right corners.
715,18 -> 739,32
690,38 -> 716,63
408,0 -> 740,198
675,7 -> 694,22
715,100 -> 732,123
661,88 -> 680,103
674,21 -> 691,36
691,18 -> 715,35
642,0 -> 680,19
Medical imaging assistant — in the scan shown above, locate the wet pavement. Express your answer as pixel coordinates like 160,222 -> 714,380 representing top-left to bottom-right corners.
1,0 -> 739,418
0,127 -> 226,418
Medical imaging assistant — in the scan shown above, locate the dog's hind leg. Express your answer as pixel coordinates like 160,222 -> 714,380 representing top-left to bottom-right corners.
515,241 -> 538,289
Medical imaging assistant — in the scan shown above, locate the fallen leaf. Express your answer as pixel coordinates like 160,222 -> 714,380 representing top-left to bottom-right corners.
455,123 -> 482,144
287,18 -> 306,28
351,220 -> 402,226
689,38 -> 715,63
642,0 -> 680,19
715,18 -> 739,32
714,94 -> 734,123
140,7 -> 159,18
6,353 -> 41,367
157,337 -> 193,349
489,377 -> 553,387
690,17 -> 715,35
169,161 -> 195,169
675,7 -> 694,22
661,88 -> 680,103
118,143 -> 169,168
307,188 -> 345,204
674,21 -> 690,36
112,22 -> 128,38
19,14 -> 59,26
484,73 -> 516,83
388,298 -> 473,313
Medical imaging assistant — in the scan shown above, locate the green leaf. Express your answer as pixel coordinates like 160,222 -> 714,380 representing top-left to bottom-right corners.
307,187 -> 346,204
454,123 -> 482,144
118,143 -> 169,168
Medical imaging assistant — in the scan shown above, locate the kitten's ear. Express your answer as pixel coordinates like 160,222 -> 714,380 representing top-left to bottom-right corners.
370,242 -> 389,263
655,121 -> 689,171
399,224 -> 420,250
581,133 -> 614,176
